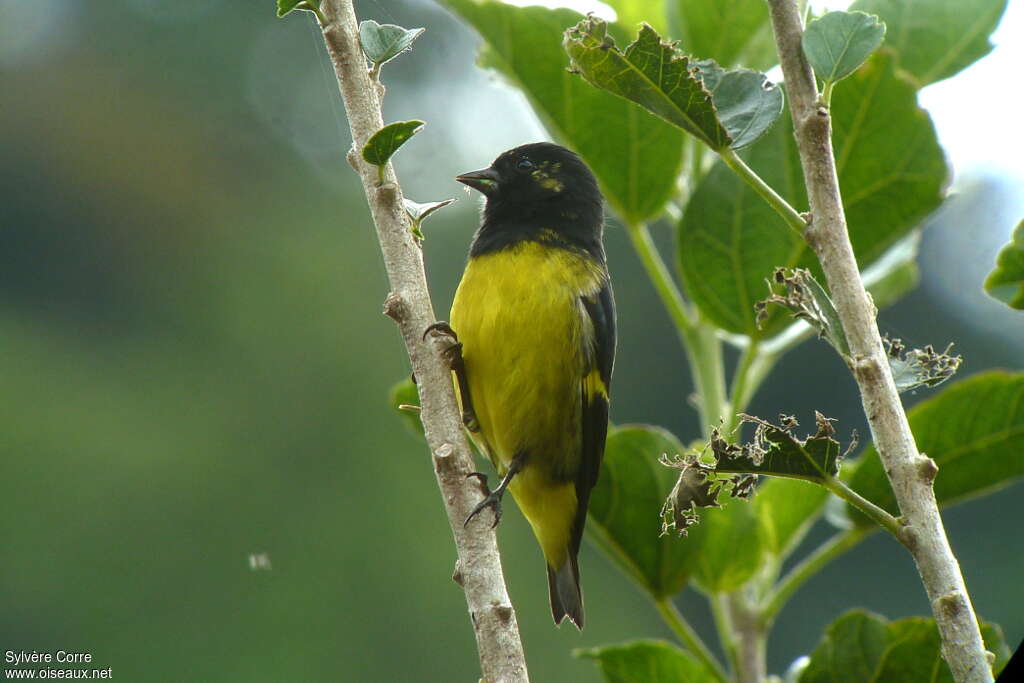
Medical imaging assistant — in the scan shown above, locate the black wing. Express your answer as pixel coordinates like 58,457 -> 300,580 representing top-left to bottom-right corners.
571,278 -> 616,556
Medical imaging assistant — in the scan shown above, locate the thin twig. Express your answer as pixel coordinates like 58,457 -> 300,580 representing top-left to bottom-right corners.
310,2 -> 528,680
765,2 -> 990,681
718,148 -> 806,236
821,477 -> 901,537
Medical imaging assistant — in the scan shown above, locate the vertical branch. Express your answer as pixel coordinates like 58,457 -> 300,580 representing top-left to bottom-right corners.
764,2 -> 990,682
311,2 -> 528,680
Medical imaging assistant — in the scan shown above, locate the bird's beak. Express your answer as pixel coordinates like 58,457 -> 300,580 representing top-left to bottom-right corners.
456,166 -> 500,197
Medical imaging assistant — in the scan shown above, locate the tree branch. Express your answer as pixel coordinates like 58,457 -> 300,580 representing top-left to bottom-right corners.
764,2 -> 990,682
311,2 -> 528,680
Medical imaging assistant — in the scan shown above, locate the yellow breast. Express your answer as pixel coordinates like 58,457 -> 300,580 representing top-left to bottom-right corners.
449,240 -> 604,477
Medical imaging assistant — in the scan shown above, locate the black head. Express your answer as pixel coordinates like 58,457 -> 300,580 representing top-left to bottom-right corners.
457,142 -> 605,258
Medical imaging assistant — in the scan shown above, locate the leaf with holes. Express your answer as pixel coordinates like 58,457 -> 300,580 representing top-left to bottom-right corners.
757,268 -> 850,357
712,412 -> 848,481
564,17 -> 729,149
882,336 -> 962,393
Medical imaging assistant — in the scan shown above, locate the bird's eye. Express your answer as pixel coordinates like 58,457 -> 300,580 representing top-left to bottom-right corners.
516,158 -> 534,171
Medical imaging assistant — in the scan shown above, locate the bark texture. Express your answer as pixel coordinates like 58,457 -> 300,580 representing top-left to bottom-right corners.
765,2 -> 991,681
313,2 -> 529,680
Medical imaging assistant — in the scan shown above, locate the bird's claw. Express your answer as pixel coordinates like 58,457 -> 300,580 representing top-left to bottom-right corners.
465,489 -> 504,529
423,322 -> 480,432
464,472 -> 503,528
423,321 -> 457,342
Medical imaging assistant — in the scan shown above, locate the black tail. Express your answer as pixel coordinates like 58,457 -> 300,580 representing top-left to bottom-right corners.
547,555 -> 584,629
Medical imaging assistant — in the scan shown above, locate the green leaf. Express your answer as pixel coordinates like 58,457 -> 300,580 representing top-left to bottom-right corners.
603,0 -> 669,35
443,0 -> 684,225
802,11 -> 886,86
800,610 -> 890,683
847,372 -> 1024,525
276,0 -> 320,18
361,120 -> 424,168
755,478 -> 829,557
358,20 -> 425,66
564,18 -> 729,150
667,0 -> 776,70
388,377 -> 423,438
800,610 -> 1010,683
588,425 -> 698,598
576,640 -> 718,683
696,62 -> 784,149
984,219 -> 1024,309
686,493 -> 763,593
850,0 -> 1007,87
678,52 -> 946,336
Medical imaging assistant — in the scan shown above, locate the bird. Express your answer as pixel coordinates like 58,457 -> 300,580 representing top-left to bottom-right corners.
438,142 -> 616,629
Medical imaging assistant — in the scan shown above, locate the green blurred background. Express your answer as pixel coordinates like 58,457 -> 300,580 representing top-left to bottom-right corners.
1,0 -> 1021,680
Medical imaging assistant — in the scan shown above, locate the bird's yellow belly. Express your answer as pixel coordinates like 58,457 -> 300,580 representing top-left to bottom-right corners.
450,241 -> 603,563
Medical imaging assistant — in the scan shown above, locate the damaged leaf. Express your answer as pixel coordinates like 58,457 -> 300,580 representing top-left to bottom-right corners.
660,413 -> 850,537
883,336 -> 962,393
713,412 -> 850,481
760,270 -> 961,393
757,268 -> 849,356
563,18 -> 729,149
659,456 -> 723,537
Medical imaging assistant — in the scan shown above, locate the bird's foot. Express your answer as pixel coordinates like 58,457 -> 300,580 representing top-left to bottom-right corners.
422,321 -> 480,433
463,458 -> 523,529
464,472 -> 506,528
